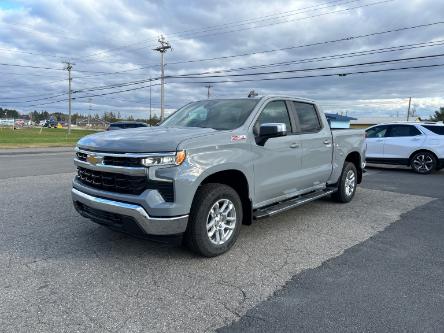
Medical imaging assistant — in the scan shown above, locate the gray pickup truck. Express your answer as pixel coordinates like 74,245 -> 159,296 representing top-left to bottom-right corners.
72,96 -> 365,256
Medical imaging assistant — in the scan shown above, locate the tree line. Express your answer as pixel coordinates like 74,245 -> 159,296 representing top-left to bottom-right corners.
0,107 -> 161,126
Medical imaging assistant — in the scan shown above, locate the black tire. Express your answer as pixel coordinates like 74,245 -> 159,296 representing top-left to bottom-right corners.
184,183 -> 243,257
410,151 -> 437,174
331,162 -> 357,203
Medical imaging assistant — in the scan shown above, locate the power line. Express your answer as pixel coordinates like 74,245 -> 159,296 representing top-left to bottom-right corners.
166,62 -> 444,85
165,20 -> 444,65
80,0 -> 391,61
167,0 -> 361,38
168,53 -> 444,79
78,1 -> 352,60
19,61 -> 444,109
73,77 -> 160,94
3,18 -> 442,80
0,63 -> 65,71
0,92 -> 67,104
5,50 -> 443,105
130,0 -> 394,54
170,40 -> 444,76
54,18 -> 444,79
5,38 -> 443,104
22,82 -> 163,108
0,2 -> 353,67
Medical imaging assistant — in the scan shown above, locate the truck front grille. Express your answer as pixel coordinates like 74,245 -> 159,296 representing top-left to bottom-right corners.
103,156 -> 142,167
75,152 -> 142,167
76,167 -> 174,201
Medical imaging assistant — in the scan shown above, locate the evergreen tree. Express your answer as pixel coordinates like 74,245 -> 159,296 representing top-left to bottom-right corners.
430,107 -> 444,122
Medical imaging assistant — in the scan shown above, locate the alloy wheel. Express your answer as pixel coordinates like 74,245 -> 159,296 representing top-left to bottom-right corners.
412,154 -> 433,173
344,169 -> 356,197
206,199 -> 237,245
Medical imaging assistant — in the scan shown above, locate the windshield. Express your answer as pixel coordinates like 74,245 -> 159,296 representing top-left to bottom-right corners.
161,99 -> 259,130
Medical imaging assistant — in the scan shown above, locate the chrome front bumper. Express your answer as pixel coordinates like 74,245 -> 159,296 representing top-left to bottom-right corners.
72,188 -> 188,235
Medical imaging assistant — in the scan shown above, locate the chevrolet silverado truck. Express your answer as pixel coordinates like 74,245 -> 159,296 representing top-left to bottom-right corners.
72,96 -> 366,257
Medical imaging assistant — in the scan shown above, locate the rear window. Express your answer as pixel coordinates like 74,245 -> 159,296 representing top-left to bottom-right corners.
423,125 -> 444,135
292,102 -> 321,132
386,125 -> 421,137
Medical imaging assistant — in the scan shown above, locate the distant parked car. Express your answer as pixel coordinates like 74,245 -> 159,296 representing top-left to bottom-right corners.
42,119 -> 58,128
365,122 -> 444,174
106,121 -> 149,131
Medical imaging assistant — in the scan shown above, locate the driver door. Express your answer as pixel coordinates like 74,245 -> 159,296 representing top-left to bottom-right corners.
252,100 -> 302,205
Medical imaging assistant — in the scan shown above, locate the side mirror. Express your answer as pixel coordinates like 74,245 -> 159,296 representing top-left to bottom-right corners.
256,123 -> 287,146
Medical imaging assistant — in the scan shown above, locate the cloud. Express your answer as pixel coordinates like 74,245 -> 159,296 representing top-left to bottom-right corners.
0,0 -> 443,119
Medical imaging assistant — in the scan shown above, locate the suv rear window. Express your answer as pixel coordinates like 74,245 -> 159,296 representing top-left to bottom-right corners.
386,125 -> 421,137
423,125 -> 444,135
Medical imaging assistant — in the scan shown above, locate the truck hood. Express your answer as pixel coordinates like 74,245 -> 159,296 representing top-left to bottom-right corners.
77,126 -> 217,153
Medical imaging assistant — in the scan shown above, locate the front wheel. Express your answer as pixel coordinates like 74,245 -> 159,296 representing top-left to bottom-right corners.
332,162 -> 357,203
410,151 -> 436,174
184,183 -> 242,257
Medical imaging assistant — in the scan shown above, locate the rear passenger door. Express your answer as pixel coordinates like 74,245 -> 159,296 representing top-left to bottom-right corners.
383,125 -> 425,159
290,101 -> 332,190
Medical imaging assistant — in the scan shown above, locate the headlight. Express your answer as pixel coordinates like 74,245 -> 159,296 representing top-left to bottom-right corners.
141,150 -> 186,167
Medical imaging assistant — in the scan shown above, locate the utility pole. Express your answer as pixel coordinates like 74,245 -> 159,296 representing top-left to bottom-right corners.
205,84 -> 213,99
406,97 -> 412,121
153,35 -> 171,122
88,98 -> 92,127
63,61 -> 74,134
149,74 -> 152,126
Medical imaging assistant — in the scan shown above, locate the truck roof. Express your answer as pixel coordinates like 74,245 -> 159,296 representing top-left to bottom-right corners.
200,95 -> 317,104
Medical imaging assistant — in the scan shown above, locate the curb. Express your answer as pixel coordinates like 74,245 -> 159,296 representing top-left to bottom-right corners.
0,147 -> 75,156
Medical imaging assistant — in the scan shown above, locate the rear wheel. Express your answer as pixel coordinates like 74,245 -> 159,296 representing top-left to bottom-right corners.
184,183 -> 242,257
410,151 -> 436,174
332,162 -> 357,203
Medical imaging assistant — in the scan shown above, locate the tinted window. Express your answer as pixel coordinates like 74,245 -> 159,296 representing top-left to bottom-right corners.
366,125 -> 388,138
387,125 -> 421,137
127,123 -> 146,128
255,100 -> 291,132
293,102 -> 321,132
423,125 -> 444,135
161,99 -> 259,130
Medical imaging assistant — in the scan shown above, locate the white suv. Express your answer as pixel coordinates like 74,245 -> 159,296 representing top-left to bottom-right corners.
365,122 -> 444,174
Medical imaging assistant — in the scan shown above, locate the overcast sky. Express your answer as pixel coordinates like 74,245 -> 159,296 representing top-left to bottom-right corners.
0,0 -> 443,119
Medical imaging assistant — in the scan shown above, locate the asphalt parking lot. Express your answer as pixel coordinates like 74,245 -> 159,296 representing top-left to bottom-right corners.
1,151 -> 443,332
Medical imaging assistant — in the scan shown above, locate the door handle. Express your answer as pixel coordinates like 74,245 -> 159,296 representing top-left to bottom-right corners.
323,139 -> 331,145
290,143 -> 300,148
376,139 -> 383,142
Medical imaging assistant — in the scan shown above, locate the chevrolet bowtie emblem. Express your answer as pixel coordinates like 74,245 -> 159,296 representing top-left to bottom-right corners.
86,154 -> 102,165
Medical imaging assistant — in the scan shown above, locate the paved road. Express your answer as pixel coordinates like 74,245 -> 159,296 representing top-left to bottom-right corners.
221,167 -> 444,332
0,152 -> 442,332
0,149 -> 75,179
